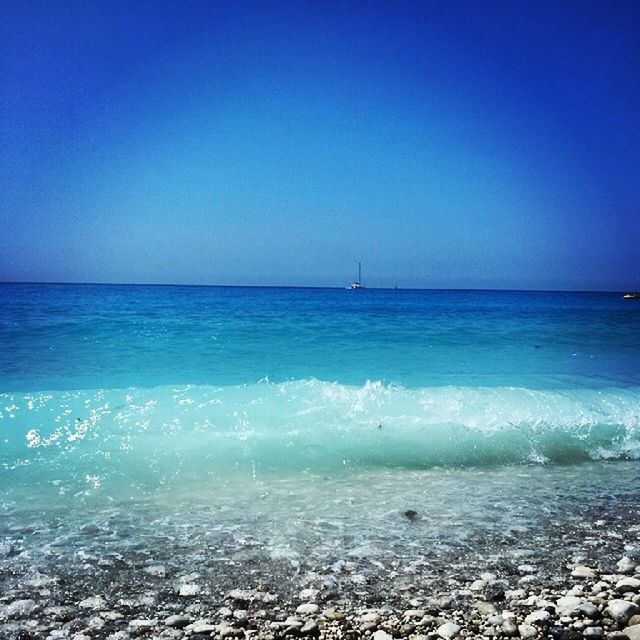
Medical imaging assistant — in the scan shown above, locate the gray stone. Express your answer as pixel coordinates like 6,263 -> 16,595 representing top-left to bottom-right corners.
360,612 -> 381,624
372,631 -> 393,640
525,610 -> 551,625
577,602 -> 601,619
144,565 -> 166,577
164,615 -> 191,628
2,599 -> 38,619
573,566 -> 598,579
618,578 -> 640,593
227,589 -> 256,602
519,623 -> 539,639
296,603 -> 319,615
476,601 -> 498,616
518,564 -> 536,574
284,617 -> 303,627
78,596 -> 105,610
178,583 -> 200,597
190,622 -> 217,634
404,609 -> 426,619
557,596 -> 585,615
618,558 -> 636,575
218,622 -> 244,638
607,600 -> 640,624
623,626 -> 640,640
128,619 -> 157,629
437,622 -> 461,639
324,609 -> 346,621
502,619 -> 518,638
584,628 -> 604,638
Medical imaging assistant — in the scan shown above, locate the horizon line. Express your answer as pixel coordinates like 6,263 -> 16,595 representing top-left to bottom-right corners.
0,280 -> 633,295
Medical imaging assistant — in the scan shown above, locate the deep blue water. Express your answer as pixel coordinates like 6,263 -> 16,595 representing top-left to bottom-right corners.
1,283 -> 639,391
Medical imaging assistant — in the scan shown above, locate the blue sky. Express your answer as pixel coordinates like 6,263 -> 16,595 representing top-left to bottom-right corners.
1,0 -> 639,289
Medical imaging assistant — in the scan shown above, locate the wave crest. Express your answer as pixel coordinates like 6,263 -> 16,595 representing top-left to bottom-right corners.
2,379 -> 640,472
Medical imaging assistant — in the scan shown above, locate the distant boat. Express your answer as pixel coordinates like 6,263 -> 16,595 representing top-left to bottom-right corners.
347,262 -> 365,290
623,292 -> 639,300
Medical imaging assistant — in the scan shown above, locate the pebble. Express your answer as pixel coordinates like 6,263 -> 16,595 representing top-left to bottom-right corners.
502,619 -> 518,636
577,602 -> 600,619
179,583 -> 201,597
437,621 -> 461,638
128,619 -> 157,628
228,589 -> 256,602
525,610 -> 551,625
190,622 -> 218,633
218,622 -> 244,637
623,625 -> 640,640
606,633 -> 631,640
618,559 -> 637,575
164,615 -> 191,628
78,596 -> 105,610
476,601 -> 498,616
618,578 -> 640,593
296,603 -> 319,615
372,631 -> 393,640
300,619 -> 319,636
573,566 -> 598,579
584,628 -> 605,637
324,608 -> 346,621
519,564 -> 536,574
2,599 -> 38,618
360,612 -> 381,624
404,609 -> 426,618
143,565 -> 166,577
607,600 -> 640,623
519,623 -> 539,639
557,595 -> 585,615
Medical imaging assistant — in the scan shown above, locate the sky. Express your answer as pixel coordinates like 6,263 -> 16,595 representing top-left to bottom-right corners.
1,0 -> 639,290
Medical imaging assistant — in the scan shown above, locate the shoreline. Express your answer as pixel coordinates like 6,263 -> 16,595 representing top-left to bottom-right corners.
2,512 -> 640,640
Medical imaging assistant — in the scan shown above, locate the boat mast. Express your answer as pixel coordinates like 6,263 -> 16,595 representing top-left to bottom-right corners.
358,262 -> 361,284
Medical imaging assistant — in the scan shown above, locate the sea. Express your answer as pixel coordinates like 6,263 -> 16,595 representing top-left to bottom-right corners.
1,283 -> 640,612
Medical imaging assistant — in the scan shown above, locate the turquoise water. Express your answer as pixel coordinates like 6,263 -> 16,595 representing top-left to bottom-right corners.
2,283 -> 640,485
1,283 -> 640,595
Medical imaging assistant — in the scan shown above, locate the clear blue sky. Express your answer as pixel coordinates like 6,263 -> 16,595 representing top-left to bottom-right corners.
1,0 -> 639,289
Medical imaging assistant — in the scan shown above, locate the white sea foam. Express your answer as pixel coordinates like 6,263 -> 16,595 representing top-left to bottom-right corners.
1,380 -> 639,477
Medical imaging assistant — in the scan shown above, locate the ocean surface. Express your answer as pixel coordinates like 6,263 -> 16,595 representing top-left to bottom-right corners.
1,283 -> 640,610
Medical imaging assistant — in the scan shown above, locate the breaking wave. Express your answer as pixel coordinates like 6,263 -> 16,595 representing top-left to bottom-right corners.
2,380 -> 640,483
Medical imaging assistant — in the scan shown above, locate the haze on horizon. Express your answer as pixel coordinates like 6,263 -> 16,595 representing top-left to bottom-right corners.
1,1 -> 639,291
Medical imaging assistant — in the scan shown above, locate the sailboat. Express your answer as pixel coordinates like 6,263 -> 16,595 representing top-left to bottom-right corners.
347,262 -> 365,290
